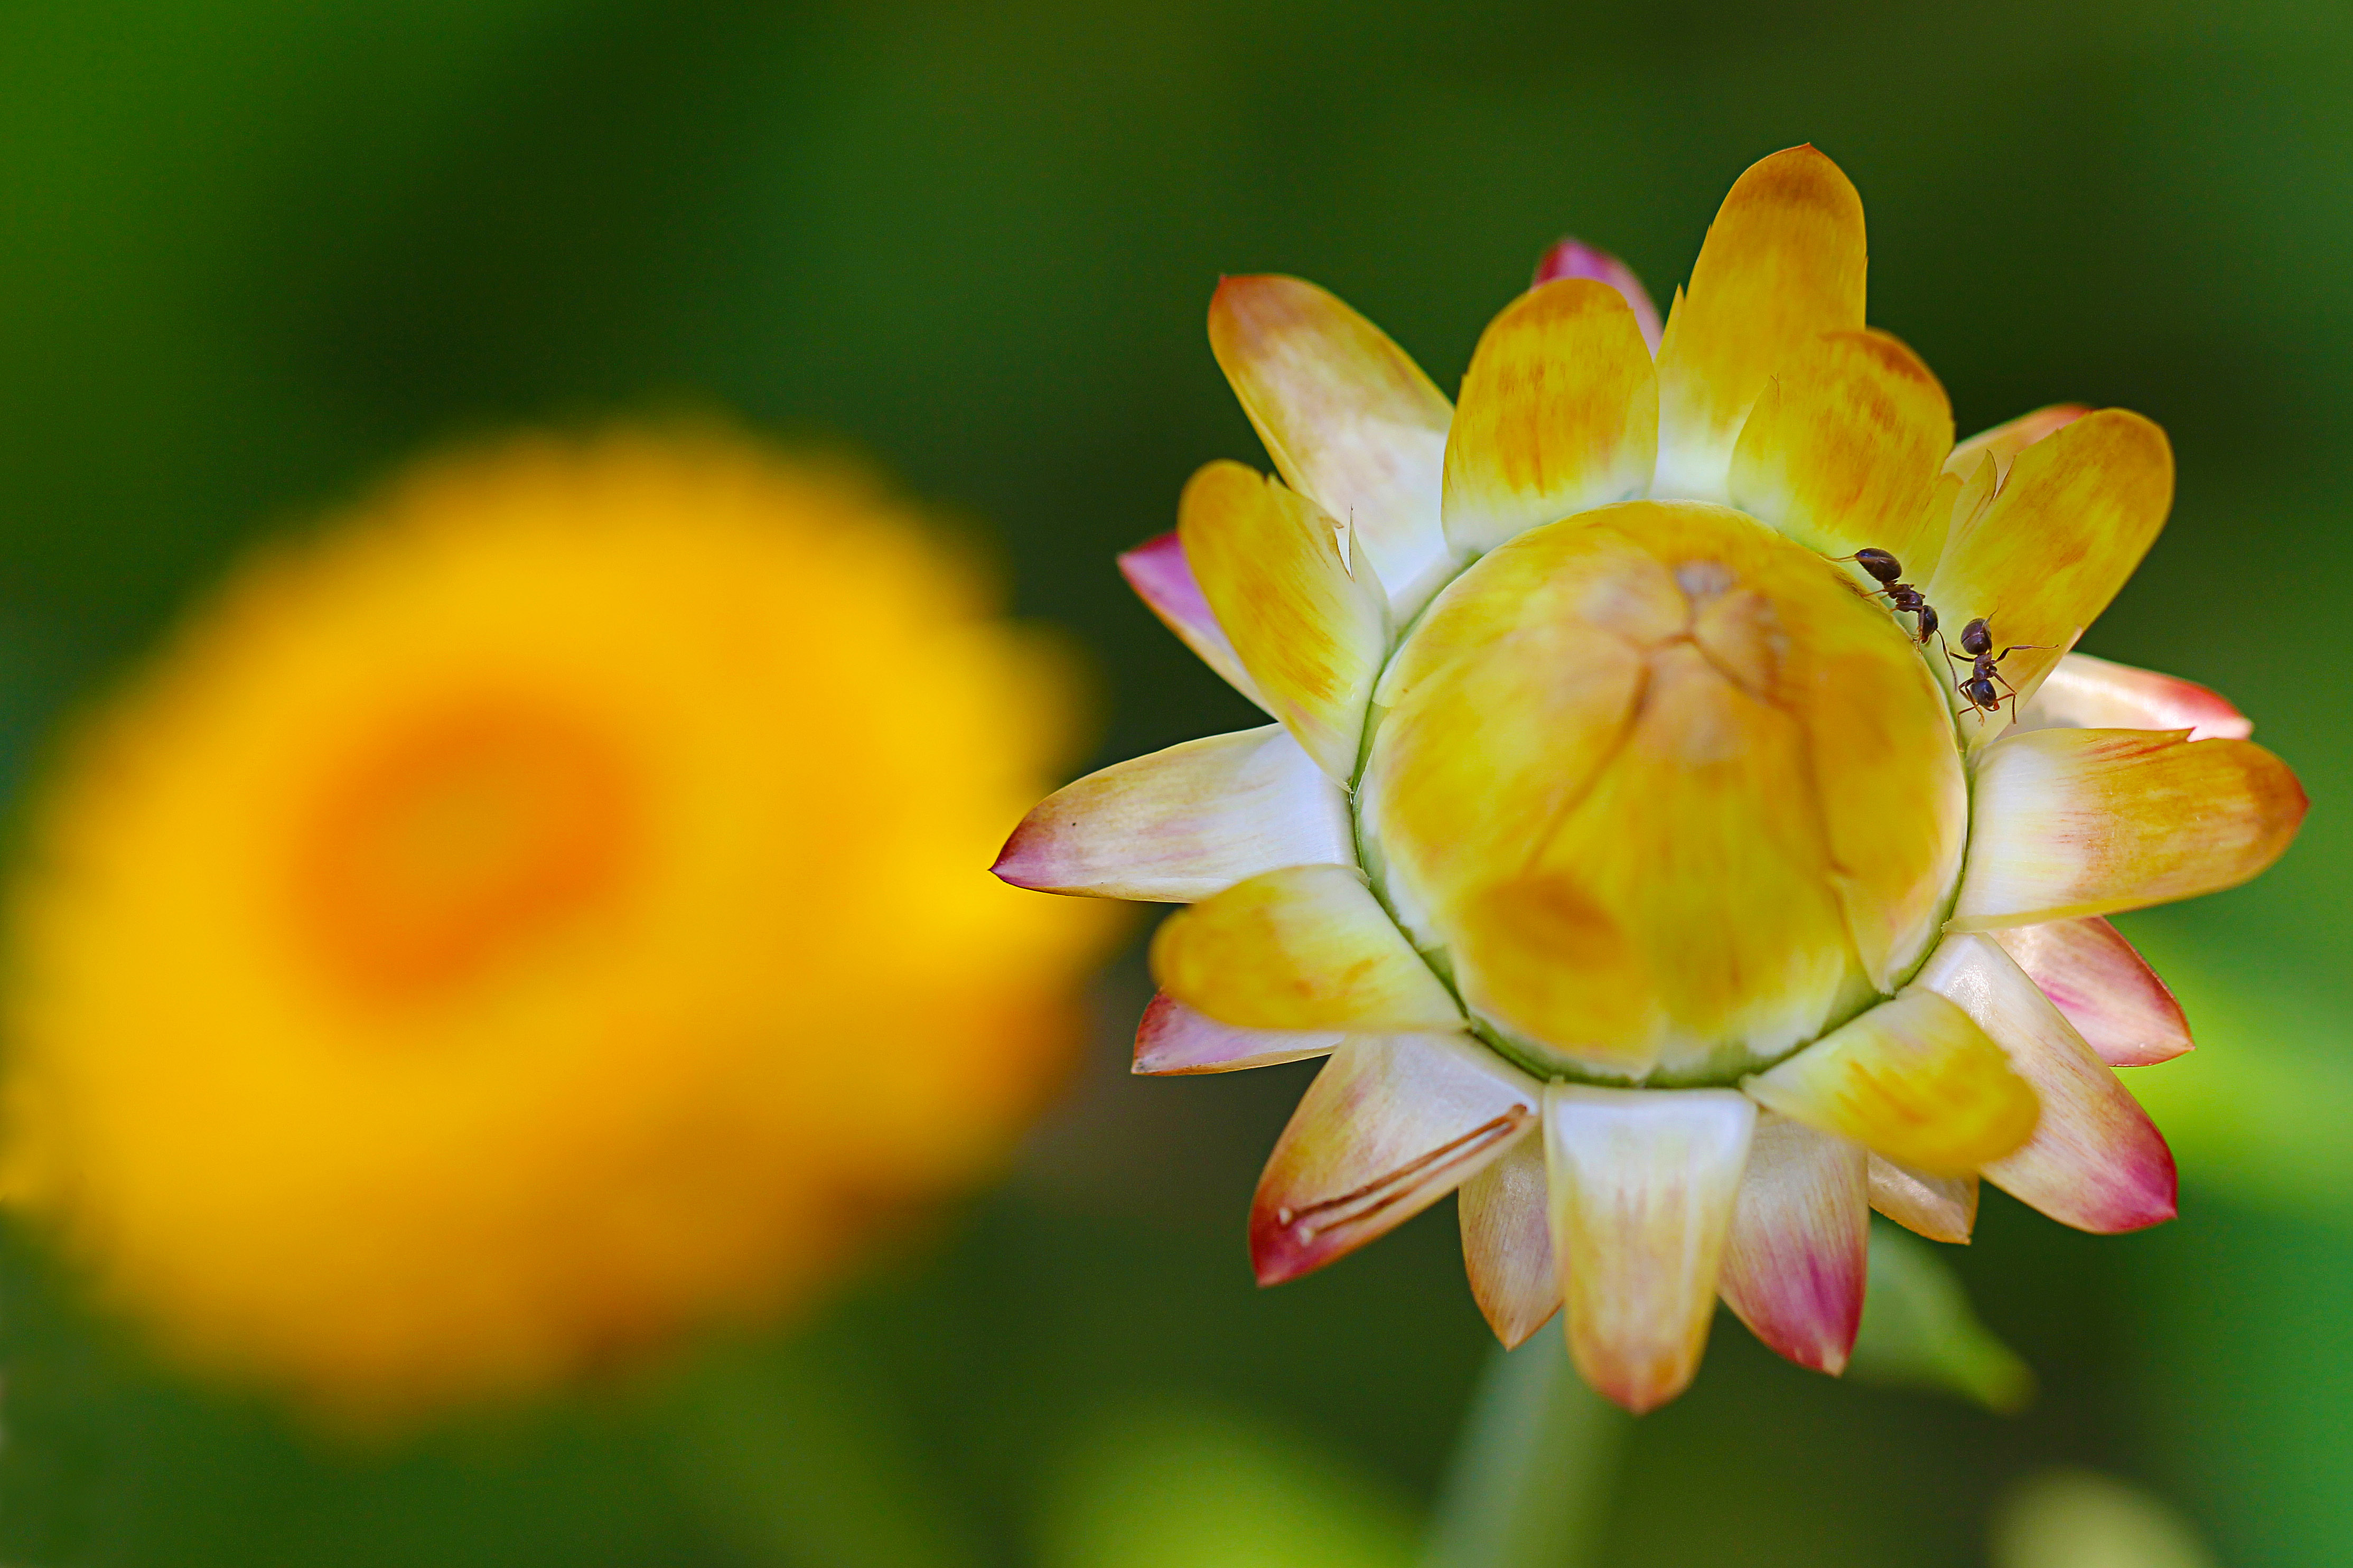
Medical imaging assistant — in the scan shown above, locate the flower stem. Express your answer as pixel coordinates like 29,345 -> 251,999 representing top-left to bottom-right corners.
1422,1329 -> 1629,1568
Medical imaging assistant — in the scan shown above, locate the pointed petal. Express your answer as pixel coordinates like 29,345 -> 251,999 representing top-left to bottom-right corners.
1925,409 -> 2174,716
1653,146 -> 1867,501
1545,1086 -> 1754,1412
1208,276 -> 1455,612
1919,934 -> 2177,1233
994,725 -> 1352,902
1149,865 -> 1464,1032
1178,461 -> 1388,781
1458,1129 -> 1560,1348
1991,917 -> 2191,1068
1943,402 -> 2088,480
1742,989 -> 2039,1178
1952,728 -> 2307,930
1866,1156 -> 1978,1243
1132,993 -> 1341,1076
1534,238 -> 1664,353
1719,1116 -> 1869,1375
2015,652 -> 2252,741
1253,1034 -> 1537,1285
1117,532 -> 1271,711
1728,328 -> 1954,566
1441,279 -> 1659,556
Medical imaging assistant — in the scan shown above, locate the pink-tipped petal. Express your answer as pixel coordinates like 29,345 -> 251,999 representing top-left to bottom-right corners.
1943,403 -> 2088,481
1252,1035 -> 1539,1286
1533,239 -> 1665,353
1132,993 -> 1342,1076
1545,1085 -> 1756,1413
1919,935 -> 2178,1234
1208,275 -> 1456,613
1719,1116 -> 1869,1375
993,725 -> 1351,902
1118,532 -> 1271,711
1866,1156 -> 1978,1244
1991,917 -> 2192,1068
2014,652 -> 2253,742
1458,1130 -> 1559,1348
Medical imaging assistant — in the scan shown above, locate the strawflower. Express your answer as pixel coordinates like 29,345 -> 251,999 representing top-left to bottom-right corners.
996,147 -> 2305,1411
0,428 -> 1115,1426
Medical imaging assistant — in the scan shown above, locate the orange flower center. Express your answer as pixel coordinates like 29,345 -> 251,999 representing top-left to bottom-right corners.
289,696 -> 640,1004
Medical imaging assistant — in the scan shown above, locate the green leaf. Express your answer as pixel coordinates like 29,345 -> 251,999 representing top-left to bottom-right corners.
1846,1222 -> 2034,1413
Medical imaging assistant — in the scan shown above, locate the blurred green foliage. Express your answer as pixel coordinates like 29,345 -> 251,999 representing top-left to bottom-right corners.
0,0 -> 2348,1564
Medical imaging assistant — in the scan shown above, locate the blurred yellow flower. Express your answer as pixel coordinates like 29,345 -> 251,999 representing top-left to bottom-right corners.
0,428 -> 1115,1425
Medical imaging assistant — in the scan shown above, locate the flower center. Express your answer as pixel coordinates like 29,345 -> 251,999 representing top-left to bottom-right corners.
288,696 -> 641,1006
1357,501 -> 1967,1086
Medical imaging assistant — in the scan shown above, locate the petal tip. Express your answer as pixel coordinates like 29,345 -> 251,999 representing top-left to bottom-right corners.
989,818 -> 1050,890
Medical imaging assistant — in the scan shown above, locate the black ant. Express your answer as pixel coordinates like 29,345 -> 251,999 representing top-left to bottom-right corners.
1943,617 -> 2050,724
1835,548 -> 1938,643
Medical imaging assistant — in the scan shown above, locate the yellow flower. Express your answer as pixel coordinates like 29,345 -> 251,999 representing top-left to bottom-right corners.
996,147 -> 2305,1413
0,428 -> 1115,1426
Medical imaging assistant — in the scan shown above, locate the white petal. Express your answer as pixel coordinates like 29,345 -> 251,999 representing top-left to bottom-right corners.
1458,1129 -> 1559,1348
1544,1085 -> 1755,1412
994,725 -> 1351,902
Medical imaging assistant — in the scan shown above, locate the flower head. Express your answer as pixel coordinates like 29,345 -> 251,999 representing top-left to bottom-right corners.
996,147 -> 2305,1412
1,428 -> 1115,1426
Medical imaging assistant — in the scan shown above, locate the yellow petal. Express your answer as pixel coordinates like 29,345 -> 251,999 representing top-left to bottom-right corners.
1719,1115 -> 1869,1375
1951,728 -> 2307,930
1788,556 -> 1971,990
1654,145 -> 1867,501
995,725 -> 1351,902
1481,637 -> 1852,1074
1919,935 -> 2176,1233
1742,989 -> 2039,1178
1178,461 -> 1388,782
2015,652 -> 2252,741
1440,278 -> 1658,555
1990,917 -> 2190,1068
1925,409 -> 2174,720
1117,531 -> 1271,711
1866,1155 -> 1978,1244
1457,1130 -> 1559,1348
1943,402 -> 2087,480
1357,520 -> 1661,945
1208,276 -> 1456,612
1545,1085 -> 1754,1412
1149,865 -> 1463,1032
1253,1034 -> 1537,1284
1728,329 -> 1954,570
1131,993 -> 1341,1076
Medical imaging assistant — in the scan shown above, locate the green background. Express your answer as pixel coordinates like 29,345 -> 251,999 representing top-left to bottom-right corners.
0,1 -> 2343,1564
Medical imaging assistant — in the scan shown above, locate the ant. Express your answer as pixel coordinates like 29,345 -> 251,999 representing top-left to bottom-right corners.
1835,548 -> 1939,643
1943,617 -> 2050,724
